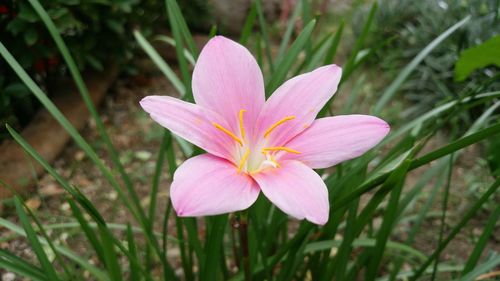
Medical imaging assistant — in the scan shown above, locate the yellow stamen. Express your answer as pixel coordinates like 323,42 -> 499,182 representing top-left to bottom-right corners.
211,122 -> 243,146
239,109 -> 246,139
237,148 -> 251,172
264,116 -> 296,138
262,146 -> 301,154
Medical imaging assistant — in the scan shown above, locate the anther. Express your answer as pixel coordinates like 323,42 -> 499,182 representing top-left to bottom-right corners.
212,122 -> 243,146
262,146 -> 301,154
264,116 -> 296,138
239,110 -> 246,139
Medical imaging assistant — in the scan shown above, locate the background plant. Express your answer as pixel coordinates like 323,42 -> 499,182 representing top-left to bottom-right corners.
0,0 -> 499,280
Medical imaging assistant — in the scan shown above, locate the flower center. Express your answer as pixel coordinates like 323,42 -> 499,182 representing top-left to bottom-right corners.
211,110 -> 300,174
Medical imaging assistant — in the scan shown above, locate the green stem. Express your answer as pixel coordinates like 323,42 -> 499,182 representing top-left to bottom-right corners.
237,211 -> 251,281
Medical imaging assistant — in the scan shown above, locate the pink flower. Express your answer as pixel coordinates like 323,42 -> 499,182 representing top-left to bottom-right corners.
140,36 -> 389,225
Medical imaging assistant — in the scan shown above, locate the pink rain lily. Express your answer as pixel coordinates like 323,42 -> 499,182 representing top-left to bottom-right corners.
140,36 -> 389,225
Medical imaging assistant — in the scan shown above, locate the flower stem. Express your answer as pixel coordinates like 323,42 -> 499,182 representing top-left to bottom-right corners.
236,211 -> 251,280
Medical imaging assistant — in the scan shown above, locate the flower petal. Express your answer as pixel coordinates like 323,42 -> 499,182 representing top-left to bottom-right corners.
140,95 -> 239,161
171,154 -> 260,216
281,115 -> 390,169
256,65 -> 342,146
193,36 -> 265,137
251,160 -> 329,225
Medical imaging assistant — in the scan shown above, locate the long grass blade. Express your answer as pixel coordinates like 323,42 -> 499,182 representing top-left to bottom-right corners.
68,200 -> 106,264
461,204 -> 500,275
0,217 -> 109,281
364,158 -> 412,280
430,155 -> 454,281
239,2 -> 257,45
341,2 -> 377,83
154,35 -> 196,66
265,20 -> 316,95
255,0 -> 274,73
201,215 -> 229,280
166,0 -> 194,102
166,0 -> 198,58
126,224 -> 141,281
323,20 -> 345,64
0,250 -> 47,281
275,1 -> 302,64
305,238 -> 427,262
458,255 -> 500,281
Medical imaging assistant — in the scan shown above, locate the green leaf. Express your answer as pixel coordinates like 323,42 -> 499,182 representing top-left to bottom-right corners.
14,197 -> 61,281
154,35 -> 195,66
458,255 -> 500,281
68,201 -> 106,265
364,159 -> 412,281
275,1 -> 302,65
430,155 -> 454,281
266,20 -> 316,95
455,35 -> 500,81
341,2 -> 377,83
323,20 -> 344,65
0,217 -> 109,281
389,169 -> 447,281
208,24 -> 218,38
461,204 -> 500,275
126,224 -> 141,281
239,2 -> 257,45
255,0 -> 274,73
201,215 -> 229,280
166,0 -> 193,102
0,249 -> 47,281
98,227 -> 123,281
165,0 -> 198,58
304,238 -> 427,262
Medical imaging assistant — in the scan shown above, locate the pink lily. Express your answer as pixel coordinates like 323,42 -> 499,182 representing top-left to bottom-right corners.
140,36 -> 389,225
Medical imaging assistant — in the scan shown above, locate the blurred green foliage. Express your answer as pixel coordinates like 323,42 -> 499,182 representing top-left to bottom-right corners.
356,0 -> 499,117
